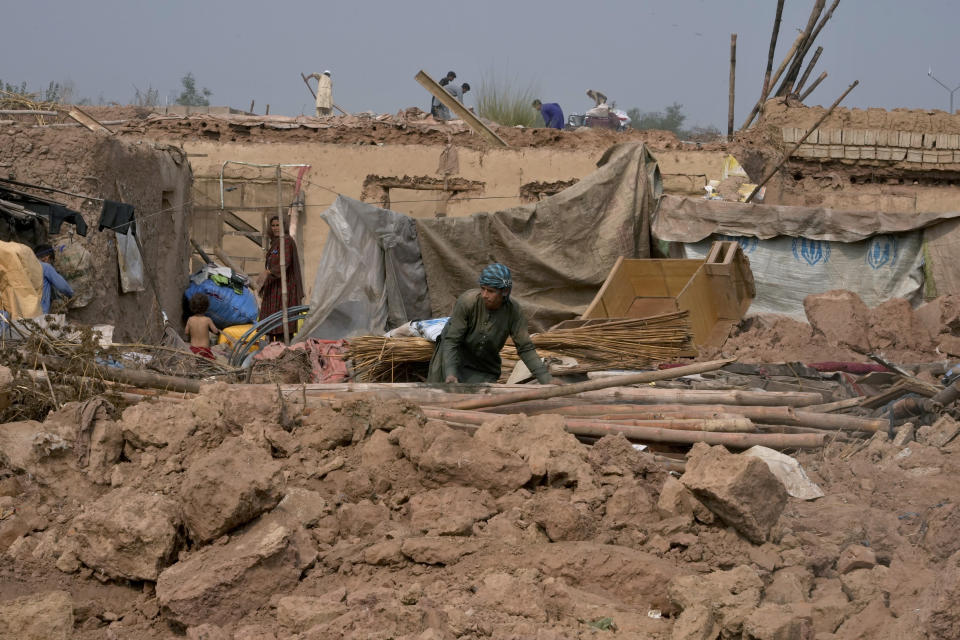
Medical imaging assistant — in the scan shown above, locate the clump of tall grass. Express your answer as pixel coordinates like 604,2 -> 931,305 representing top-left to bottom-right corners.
475,71 -> 543,128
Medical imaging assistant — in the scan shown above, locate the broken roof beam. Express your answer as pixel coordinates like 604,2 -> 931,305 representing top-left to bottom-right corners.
415,70 -> 508,148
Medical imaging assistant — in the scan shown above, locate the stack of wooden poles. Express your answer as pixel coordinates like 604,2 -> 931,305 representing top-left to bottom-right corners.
294,358 -> 888,456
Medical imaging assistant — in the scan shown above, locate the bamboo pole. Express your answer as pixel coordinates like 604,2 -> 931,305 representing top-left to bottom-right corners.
741,31 -> 805,130
799,72 -> 828,102
760,0 -> 785,98
445,359 -> 736,411
804,396 -> 862,412
424,407 -> 823,449
35,354 -> 201,394
794,46 -> 824,94
780,0 -> 840,96
728,33 -> 737,140
745,80 -> 859,203
776,0 -> 827,96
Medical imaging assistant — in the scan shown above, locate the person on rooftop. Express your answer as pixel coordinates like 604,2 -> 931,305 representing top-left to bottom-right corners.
426,263 -> 553,385
533,99 -> 564,129
307,70 -> 333,116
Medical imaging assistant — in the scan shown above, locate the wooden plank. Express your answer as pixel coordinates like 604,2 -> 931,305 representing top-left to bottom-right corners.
66,107 -> 113,134
415,70 -> 508,148
220,209 -> 263,247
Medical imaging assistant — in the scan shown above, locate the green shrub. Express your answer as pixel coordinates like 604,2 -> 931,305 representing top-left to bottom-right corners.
475,71 -> 543,128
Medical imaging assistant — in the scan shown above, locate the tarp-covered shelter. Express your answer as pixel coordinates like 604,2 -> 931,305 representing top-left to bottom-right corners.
299,143 -> 662,338
417,143 -> 661,332
300,195 -> 431,339
653,194 -> 960,317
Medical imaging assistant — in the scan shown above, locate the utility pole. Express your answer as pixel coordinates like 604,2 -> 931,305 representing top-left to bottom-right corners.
928,68 -> 960,114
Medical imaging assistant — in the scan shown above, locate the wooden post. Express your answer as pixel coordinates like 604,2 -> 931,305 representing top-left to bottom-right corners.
265,104 -> 270,115
760,0 -> 785,99
276,166 -> 290,344
775,0 -> 827,97
740,32 -> 806,130
446,358 -> 736,411
37,354 -> 201,394
728,34 -> 737,140
249,100 -> 255,114
745,80 -> 859,203
799,72 -> 828,102
795,46 -> 824,94
781,0 -> 840,96
415,70 -> 508,147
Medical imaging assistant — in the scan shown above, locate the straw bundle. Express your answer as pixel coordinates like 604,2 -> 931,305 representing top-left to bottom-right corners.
346,312 -> 692,383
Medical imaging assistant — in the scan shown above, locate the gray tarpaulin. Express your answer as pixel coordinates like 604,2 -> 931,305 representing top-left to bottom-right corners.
416,143 -> 662,332
299,195 -> 430,339
653,194 -> 960,242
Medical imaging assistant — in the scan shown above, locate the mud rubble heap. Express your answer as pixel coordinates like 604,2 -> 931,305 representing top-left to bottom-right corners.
2,381 -> 960,640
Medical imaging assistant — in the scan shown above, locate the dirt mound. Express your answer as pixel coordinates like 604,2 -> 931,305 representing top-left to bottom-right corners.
1,384 -> 959,638
706,291 -> 956,364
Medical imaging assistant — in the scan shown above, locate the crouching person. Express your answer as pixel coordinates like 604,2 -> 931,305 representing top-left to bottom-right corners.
427,263 -> 553,385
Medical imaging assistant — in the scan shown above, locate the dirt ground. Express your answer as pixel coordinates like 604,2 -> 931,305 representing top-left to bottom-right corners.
1,369 -> 960,639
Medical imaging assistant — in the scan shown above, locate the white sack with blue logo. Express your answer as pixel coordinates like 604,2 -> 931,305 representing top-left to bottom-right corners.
682,233 -> 924,319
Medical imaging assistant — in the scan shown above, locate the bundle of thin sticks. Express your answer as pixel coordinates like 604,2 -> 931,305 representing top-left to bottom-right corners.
346,312 -> 692,382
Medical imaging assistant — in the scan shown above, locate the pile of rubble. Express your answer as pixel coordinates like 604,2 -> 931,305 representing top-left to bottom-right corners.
2,380 -> 960,639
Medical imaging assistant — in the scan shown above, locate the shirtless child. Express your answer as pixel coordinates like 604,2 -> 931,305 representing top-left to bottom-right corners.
185,293 -> 220,360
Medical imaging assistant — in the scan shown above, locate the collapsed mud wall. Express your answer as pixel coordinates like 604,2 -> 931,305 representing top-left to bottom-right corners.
0,126 -> 192,341
733,101 -> 960,212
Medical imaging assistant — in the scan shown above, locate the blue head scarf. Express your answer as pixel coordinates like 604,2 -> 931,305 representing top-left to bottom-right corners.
478,263 -> 512,291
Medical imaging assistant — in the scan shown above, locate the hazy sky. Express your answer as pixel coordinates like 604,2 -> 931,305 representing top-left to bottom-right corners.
4,0 -> 960,127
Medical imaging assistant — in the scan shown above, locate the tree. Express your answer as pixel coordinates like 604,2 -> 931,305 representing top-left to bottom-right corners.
626,102 -> 723,142
175,72 -> 211,106
627,102 -> 687,135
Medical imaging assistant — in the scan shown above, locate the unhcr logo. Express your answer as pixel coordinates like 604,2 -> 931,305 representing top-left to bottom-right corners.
791,238 -> 830,266
866,235 -> 899,269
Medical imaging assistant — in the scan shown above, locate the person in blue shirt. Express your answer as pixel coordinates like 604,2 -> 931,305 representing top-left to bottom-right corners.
33,244 -> 74,314
533,99 -> 564,129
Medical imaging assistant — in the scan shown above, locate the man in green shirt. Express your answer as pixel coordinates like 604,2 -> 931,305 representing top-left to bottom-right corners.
427,263 -> 553,385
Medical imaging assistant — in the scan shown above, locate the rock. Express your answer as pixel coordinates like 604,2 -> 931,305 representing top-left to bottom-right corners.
603,482 -> 657,530
180,437 -> 285,544
681,443 -> 788,544
668,565 -> 764,636
363,539 -> 406,566
408,486 -> 497,535
399,421 -> 531,497
917,415 -> 960,448
156,520 -> 303,628
474,414 -> 594,490
0,590 -> 73,640
474,572 -> 548,622
314,455 -> 345,479
742,603 -> 814,640
658,475 -> 695,519
73,486 -> 182,581
0,364 -> 11,409
55,549 -> 81,574
272,487 -> 329,528
840,566 -> 888,604
299,406 -> 363,451
338,500 -> 390,537
263,425 -> 298,457
868,297 -> 920,351
836,544 -> 877,574
276,592 -> 348,632
921,549 -> 960,638
401,536 -> 483,565
0,420 -> 58,473
530,490 -> 596,541
120,402 -> 197,450
804,290 -> 872,353
186,624 -> 231,640
361,429 -> 401,468
834,598 -> 896,639
765,566 -> 814,605
893,423 -> 915,447
671,604 -> 721,640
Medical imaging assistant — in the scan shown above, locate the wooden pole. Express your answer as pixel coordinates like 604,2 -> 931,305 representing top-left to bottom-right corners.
728,33 -> 737,140
745,80 -> 859,203
423,407 -> 823,449
36,354 -> 201,394
415,70 -> 508,147
740,32 -> 806,130
795,46 -> 824,94
249,100 -> 255,114
446,358 -> 736,411
781,0 -> 840,96
276,166 -> 290,344
776,0 -> 827,97
760,0 -> 786,100
799,72 -> 828,102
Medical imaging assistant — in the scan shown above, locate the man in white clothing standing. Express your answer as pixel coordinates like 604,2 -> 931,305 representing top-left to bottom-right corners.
307,70 -> 333,116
